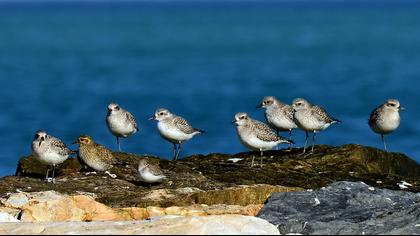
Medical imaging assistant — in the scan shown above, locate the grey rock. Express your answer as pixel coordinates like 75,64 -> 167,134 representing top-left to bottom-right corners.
257,181 -> 420,235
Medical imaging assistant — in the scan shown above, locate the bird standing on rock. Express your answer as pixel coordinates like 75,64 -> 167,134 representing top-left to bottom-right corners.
150,108 -> 206,161
106,102 -> 139,152
257,96 -> 298,148
369,99 -> 404,151
292,98 -> 341,154
74,135 -> 119,173
233,112 -> 293,167
32,130 -> 74,183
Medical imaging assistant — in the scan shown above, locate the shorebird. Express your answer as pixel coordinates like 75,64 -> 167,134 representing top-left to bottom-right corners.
233,112 -> 293,167
106,102 -> 139,151
74,135 -> 118,172
137,158 -> 167,184
150,108 -> 205,161
368,99 -> 404,151
292,98 -> 340,154
257,96 -> 298,148
31,130 -> 73,183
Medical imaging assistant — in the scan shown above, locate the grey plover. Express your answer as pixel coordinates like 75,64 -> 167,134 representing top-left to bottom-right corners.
233,112 -> 293,167
106,102 -> 139,151
257,96 -> 298,147
292,98 -> 340,154
150,108 -> 205,161
138,158 -> 167,184
368,99 -> 404,151
74,135 -> 117,172
32,130 -> 73,183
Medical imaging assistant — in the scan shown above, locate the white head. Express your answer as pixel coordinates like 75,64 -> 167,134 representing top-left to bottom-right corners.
138,159 -> 149,172
292,98 -> 310,111
33,130 -> 48,147
258,96 -> 280,109
233,112 -> 250,126
384,99 -> 404,112
108,103 -> 122,115
152,108 -> 173,121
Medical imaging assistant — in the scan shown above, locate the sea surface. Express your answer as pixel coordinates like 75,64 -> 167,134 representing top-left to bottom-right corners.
1,1 -> 420,177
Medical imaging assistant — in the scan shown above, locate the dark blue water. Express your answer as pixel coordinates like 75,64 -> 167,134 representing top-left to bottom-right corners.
1,1 -> 420,177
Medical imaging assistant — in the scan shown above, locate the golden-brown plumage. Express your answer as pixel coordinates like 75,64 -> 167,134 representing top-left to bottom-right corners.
75,135 -> 116,172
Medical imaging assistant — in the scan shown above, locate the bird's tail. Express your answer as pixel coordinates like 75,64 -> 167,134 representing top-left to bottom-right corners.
195,129 -> 207,134
285,139 -> 295,144
279,138 -> 294,144
331,116 -> 342,124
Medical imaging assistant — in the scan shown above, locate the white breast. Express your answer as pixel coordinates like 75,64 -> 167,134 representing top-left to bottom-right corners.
139,171 -> 165,183
236,126 -> 278,151
267,112 -> 297,131
294,110 -> 325,131
372,112 -> 400,134
33,144 -> 68,166
107,115 -> 136,137
157,121 -> 195,143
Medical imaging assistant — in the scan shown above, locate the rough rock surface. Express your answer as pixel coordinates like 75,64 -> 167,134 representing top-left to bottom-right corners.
257,181 -> 420,235
0,215 -> 280,235
0,190 -> 265,222
0,144 -> 419,213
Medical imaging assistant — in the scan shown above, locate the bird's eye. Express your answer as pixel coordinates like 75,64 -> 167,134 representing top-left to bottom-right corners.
159,112 -> 164,116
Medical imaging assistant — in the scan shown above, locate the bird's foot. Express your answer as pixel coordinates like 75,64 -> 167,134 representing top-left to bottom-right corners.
105,171 -> 117,179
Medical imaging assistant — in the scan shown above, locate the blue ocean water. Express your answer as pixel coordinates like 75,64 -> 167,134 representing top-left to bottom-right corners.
1,1 -> 420,177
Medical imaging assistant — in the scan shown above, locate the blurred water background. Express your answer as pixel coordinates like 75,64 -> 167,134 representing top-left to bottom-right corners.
1,0 -> 420,177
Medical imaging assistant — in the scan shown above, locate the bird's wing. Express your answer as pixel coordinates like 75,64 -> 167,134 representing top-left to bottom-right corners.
283,105 -> 296,122
125,112 -> 138,131
368,106 -> 382,126
311,105 -> 339,123
50,137 -> 73,156
149,163 -> 165,176
94,143 -> 116,165
253,121 -> 282,142
173,116 -> 196,134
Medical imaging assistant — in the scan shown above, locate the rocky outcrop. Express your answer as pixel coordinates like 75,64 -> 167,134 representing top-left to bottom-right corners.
0,190 -> 273,222
0,215 -> 280,235
0,144 -> 419,224
257,181 -> 420,235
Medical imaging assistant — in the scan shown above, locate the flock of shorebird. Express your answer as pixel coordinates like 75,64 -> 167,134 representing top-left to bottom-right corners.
31,97 -> 404,184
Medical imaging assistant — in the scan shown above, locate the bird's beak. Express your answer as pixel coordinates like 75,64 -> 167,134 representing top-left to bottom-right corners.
256,103 -> 263,109
38,137 -> 45,147
149,116 -> 155,121
231,120 -> 236,124
399,106 -> 405,111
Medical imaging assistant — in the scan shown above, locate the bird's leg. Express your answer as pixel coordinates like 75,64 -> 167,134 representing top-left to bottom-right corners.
311,131 -> 316,153
288,129 -> 293,150
251,155 -> 255,168
175,143 -> 182,161
381,134 -> 388,152
117,137 -> 121,152
260,150 -> 264,168
52,165 -> 56,184
172,143 -> 178,161
45,167 -> 50,181
302,131 -> 309,154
